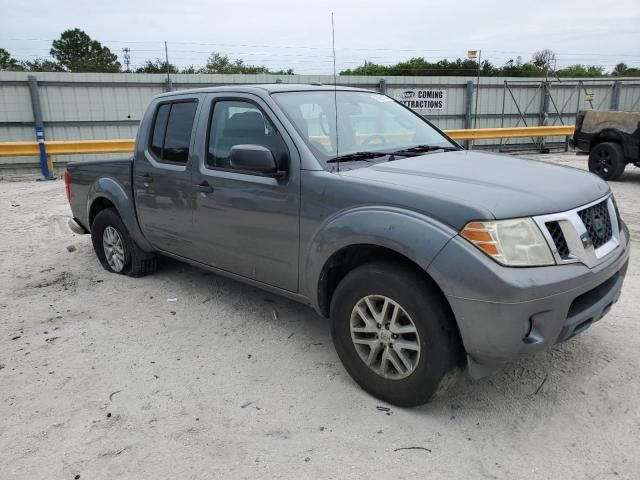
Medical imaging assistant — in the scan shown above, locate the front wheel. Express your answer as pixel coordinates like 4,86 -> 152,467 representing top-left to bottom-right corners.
588,142 -> 626,180
91,207 -> 157,277
330,261 -> 464,406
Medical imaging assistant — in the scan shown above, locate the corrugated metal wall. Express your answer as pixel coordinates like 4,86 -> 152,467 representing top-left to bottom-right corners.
1,71 -> 639,174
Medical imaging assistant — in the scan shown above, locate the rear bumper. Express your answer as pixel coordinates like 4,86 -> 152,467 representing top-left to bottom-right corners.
427,223 -> 630,378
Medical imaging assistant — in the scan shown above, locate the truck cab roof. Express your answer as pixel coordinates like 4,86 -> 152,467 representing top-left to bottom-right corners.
154,83 -> 375,99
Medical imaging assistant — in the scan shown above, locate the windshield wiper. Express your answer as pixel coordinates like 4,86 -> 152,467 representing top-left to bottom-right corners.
326,146 -> 451,164
326,151 -> 389,163
390,144 -> 460,156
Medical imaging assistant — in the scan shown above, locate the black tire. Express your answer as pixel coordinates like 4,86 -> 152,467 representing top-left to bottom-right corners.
330,261 -> 464,407
90,207 -> 157,277
588,142 -> 626,181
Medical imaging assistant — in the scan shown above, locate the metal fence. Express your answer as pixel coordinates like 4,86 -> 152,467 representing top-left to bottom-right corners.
1,71 -> 639,175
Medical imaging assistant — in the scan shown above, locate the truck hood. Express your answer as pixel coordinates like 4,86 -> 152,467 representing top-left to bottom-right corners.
341,150 -> 610,222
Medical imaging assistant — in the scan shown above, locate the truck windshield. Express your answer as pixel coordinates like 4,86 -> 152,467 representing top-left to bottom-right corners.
272,90 -> 457,165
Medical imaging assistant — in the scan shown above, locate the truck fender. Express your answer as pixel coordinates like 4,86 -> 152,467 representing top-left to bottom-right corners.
303,206 -> 457,312
87,177 -> 154,252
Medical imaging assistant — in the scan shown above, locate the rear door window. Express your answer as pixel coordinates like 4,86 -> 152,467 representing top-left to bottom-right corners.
149,101 -> 198,164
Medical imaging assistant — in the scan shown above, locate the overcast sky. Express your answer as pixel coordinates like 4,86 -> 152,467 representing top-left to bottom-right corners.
1,0 -> 639,74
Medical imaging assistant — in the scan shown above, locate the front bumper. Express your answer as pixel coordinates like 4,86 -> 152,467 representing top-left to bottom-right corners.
427,222 -> 630,378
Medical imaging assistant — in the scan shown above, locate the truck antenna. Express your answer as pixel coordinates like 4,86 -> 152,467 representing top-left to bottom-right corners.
331,12 -> 340,172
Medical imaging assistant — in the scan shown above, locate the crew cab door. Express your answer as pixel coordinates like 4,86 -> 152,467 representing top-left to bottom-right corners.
133,96 -> 201,257
190,93 -> 300,292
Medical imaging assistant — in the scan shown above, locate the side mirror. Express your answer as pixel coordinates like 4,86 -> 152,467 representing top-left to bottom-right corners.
230,145 -> 283,176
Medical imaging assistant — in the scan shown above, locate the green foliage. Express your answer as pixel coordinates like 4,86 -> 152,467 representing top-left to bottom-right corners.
341,51 -> 634,78
501,60 -> 546,77
135,59 -> 179,74
199,52 -> 270,74
612,62 -> 640,77
555,64 -> 604,78
270,68 -> 295,75
0,48 -> 22,71
341,57 -> 547,77
197,52 -> 294,75
50,28 -> 121,72
20,58 -> 64,72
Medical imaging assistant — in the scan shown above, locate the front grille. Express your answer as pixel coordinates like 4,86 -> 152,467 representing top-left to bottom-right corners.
546,221 -> 570,258
578,200 -> 613,249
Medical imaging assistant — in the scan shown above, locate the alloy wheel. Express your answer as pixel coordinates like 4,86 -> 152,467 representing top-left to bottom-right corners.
102,225 -> 126,272
349,295 -> 421,380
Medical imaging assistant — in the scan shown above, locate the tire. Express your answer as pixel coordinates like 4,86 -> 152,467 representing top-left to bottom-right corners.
90,207 -> 157,277
588,142 -> 626,181
330,261 -> 464,407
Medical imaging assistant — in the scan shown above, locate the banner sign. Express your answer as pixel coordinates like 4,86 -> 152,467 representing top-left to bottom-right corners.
390,88 -> 448,112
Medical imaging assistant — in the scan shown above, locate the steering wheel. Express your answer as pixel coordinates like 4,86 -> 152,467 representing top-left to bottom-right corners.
361,135 -> 388,147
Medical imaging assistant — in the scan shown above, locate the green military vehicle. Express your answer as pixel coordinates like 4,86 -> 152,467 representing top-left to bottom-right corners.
573,110 -> 640,180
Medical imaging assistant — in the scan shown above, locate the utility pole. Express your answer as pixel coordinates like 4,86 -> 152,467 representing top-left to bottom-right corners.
474,49 -> 482,128
122,48 -> 131,72
467,49 -> 482,130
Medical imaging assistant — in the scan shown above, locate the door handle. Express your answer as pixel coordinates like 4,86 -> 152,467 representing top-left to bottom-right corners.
136,173 -> 154,183
192,181 -> 214,194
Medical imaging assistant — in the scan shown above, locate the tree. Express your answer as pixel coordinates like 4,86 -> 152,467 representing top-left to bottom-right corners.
556,64 -> 604,78
199,52 -> 270,74
135,59 -> 179,74
612,62 -> 640,77
531,49 -> 557,75
50,28 -> 121,72
270,68 -> 295,75
501,59 -> 545,77
612,63 -> 629,76
20,58 -> 64,72
0,48 -> 22,71
341,57 -> 498,76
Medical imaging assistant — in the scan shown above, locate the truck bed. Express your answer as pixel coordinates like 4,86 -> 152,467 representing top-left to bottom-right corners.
66,157 -> 133,231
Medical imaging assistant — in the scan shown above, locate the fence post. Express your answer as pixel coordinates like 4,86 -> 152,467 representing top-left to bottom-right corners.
378,78 -> 386,95
27,75 -> 54,180
499,81 -> 507,152
538,81 -> 550,153
610,81 -> 621,111
464,80 -> 474,149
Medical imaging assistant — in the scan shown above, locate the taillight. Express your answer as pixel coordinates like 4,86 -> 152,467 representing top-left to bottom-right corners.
64,170 -> 71,202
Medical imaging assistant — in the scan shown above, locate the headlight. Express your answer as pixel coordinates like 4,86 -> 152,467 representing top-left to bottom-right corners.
461,218 -> 555,267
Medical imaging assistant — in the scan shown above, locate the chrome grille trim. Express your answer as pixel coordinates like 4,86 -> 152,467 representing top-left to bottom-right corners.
533,194 -> 621,269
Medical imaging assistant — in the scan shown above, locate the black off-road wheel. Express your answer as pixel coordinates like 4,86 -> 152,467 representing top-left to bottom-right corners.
588,142 -> 626,181
90,207 -> 157,277
330,261 -> 464,407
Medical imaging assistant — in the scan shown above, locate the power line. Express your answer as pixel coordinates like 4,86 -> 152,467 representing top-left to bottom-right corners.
6,37 -> 640,58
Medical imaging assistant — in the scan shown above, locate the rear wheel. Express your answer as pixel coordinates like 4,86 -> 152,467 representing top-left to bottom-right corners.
330,261 -> 464,406
588,142 -> 626,180
91,208 -> 157,277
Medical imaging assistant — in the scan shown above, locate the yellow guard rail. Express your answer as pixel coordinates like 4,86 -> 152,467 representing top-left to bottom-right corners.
0,126 -> 575,157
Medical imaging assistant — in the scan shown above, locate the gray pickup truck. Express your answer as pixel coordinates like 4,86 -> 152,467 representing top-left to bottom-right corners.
65,84 -> 630,406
